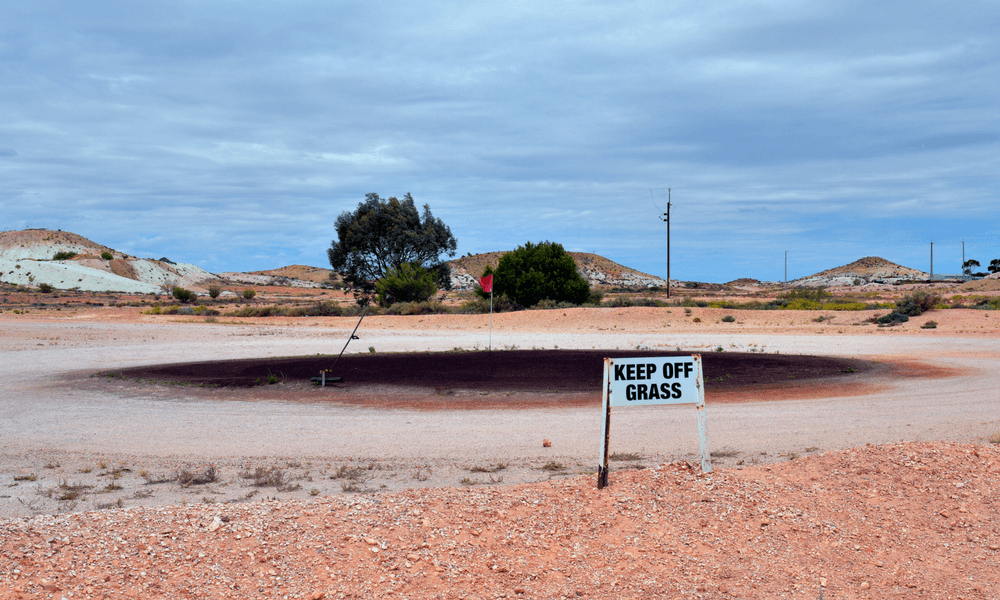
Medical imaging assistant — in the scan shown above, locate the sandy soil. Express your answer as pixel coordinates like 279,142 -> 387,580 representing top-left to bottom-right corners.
2,305 -> 1000,598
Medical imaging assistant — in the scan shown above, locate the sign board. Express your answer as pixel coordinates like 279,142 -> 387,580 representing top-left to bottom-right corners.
598,354 -> 711,489
606,356 -> 702,407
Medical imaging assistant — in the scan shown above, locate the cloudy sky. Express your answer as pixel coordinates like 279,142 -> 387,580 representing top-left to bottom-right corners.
2,1 -> 998,282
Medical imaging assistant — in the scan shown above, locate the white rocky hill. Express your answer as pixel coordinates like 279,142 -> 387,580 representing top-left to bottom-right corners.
0,229 -> 216,293
792,256 -> 928,287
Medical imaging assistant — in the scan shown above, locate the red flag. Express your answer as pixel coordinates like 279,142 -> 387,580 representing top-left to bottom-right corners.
479,274 -> 493,293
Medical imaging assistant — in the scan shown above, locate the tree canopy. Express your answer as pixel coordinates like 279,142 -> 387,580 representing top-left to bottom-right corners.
328,193 -> 457,299
484,241 -> 591,308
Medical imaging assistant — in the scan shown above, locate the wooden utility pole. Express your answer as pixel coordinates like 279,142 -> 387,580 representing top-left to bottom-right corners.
661,189 -> 672,298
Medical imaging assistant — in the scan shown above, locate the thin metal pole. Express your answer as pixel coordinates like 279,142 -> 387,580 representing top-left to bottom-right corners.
329,304 -> 368,372
930,240 -> 934,281
785,251 -> 787,285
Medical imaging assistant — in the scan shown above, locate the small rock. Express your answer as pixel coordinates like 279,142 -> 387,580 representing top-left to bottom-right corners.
543,439 -> 552,448
860,581 -> 871,590
939,509 -> 949,518
208,516 -> 222,532
310,592 -> 326,600
820,578 -> 827,587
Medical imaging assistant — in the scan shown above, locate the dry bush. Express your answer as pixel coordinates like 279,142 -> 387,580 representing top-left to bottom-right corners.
175,466 -> 218,487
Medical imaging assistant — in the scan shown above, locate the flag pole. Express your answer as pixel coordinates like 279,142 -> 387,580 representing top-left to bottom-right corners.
479,274 -> 494,353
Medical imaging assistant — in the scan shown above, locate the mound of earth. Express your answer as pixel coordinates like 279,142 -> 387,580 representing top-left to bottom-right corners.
5,442 -> 998,599
0,229 -> 215,293
794,256 -> 927,287
215,264 -> 337,288
107,349 -> 874,404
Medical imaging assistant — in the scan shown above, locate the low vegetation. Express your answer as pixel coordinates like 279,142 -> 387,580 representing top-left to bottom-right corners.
376,262 -> 437,307
175,466 -> 219,487
172,286 -> 196,303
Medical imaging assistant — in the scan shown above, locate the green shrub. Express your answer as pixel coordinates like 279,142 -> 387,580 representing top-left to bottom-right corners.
284,301 -> 344,317
457,294 -> 522,314
242,288 -> 256,299
877,312 -> 909,325
100,251 -> 113,260
207,285 -> 221,299
896,291 -> 941,316
38,283 -> 54,293
920,320 -> 938,329
820,302 -> 868,311
602,296 -> 666,308
384,300 -> 450,315
975,298 -> 1000,310
376,262 -> 437,307
52,251 -> 77,261
533,298 -> 580,310
487,241 -> 592,308
781,287 -> 831,302
172,286 -> 196,303
782,299 -> 821,310
721,315 -> 736,322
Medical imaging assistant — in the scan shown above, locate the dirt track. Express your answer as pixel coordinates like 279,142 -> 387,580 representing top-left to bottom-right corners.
2,307 -> 1000,598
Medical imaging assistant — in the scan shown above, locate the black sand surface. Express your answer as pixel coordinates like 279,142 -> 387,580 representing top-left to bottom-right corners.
107,350 -> 874,394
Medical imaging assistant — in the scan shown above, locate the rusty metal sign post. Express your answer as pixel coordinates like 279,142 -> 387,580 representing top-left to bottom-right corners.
598,354 -> 710,489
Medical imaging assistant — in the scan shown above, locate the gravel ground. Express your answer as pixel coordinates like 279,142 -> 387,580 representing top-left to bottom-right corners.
1,307 -> 999,598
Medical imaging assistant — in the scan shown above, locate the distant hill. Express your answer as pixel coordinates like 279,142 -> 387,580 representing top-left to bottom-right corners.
447,251 -> 667,291
214,265 -> 338,289
252,265 -> 334,283
0,229 -> 668,294
0,229 -> 216,293
793,257 -> 928,287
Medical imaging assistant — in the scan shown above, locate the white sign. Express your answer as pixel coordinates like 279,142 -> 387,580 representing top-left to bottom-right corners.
598,354 -> 710,488
606,356 -> 703,407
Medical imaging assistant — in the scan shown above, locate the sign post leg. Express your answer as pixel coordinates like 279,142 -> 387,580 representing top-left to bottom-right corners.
598,358 -> 612,489
693,355 -> 712,473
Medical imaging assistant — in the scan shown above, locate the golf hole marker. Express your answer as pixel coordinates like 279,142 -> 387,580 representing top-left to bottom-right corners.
598,354 -> 711,489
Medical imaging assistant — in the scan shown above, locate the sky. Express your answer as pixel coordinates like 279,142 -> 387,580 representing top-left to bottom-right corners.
2,1 -> 998,283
